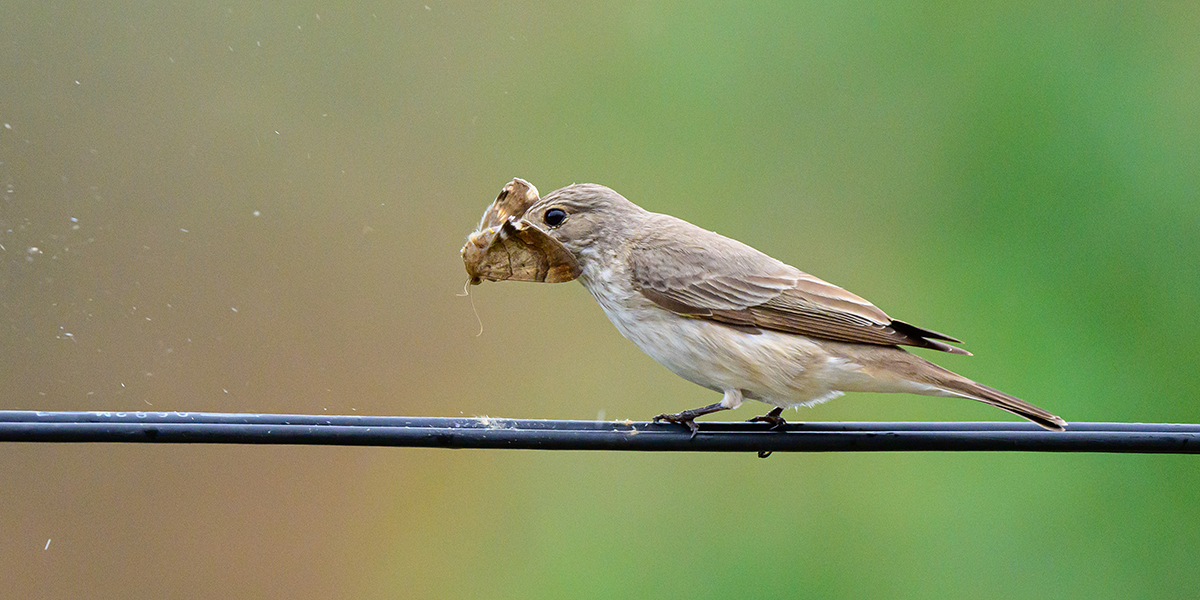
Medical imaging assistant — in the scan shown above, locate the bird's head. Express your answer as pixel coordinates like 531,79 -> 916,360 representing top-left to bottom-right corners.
526,183 -> 645,267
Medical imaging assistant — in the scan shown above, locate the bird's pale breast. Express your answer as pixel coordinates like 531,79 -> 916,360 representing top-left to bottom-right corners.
578,255 -> 883,408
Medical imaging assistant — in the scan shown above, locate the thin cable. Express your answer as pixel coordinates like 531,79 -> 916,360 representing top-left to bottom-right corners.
0,411 -> 1196,454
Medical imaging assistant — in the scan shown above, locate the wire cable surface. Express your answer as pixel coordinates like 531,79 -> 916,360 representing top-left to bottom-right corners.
0,411 -> 1196,453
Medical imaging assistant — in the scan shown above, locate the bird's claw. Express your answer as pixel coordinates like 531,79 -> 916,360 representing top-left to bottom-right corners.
747,414 -> 787,429
653,412 -> 701,438
747,407 -> 787,430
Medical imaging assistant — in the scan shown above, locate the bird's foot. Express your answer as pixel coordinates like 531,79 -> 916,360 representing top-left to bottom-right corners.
653,411 -> 701,438
747,407 -> 787,430
652,400 -> 731,439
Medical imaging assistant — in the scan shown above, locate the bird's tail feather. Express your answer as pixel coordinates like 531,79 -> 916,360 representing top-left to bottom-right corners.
935,376 -> 1067,431
825,344 -> 1066,430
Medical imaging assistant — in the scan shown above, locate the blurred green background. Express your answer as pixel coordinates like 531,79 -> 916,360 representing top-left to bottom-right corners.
2,0 -> 1198,598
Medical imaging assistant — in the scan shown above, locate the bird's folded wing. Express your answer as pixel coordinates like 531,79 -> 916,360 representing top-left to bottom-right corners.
629,221 -> 969,355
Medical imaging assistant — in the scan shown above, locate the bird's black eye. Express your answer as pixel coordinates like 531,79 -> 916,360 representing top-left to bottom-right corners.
543,208 -> 567,227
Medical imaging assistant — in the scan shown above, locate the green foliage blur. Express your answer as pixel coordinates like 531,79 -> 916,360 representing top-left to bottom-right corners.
1,1 -> 1197,598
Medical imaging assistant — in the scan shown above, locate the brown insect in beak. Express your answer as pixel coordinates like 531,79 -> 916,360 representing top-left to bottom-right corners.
461,178 -> 581,285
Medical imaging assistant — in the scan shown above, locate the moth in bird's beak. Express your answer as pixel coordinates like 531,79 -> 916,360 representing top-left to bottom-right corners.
461,178 -> 581,285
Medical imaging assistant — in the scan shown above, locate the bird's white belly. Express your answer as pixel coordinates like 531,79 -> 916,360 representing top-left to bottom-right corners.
585,278 -> 864,408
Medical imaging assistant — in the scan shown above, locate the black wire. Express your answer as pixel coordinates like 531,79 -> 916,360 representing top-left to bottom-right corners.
0,411 -> 1196,454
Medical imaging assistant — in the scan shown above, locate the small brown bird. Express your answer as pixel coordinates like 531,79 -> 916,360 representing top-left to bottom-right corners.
468,180 -> 1066,433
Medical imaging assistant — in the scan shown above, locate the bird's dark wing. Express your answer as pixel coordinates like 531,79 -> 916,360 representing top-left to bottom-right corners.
628,216 -> 969,355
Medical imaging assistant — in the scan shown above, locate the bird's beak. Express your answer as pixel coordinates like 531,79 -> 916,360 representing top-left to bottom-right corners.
461,178 -> 581,285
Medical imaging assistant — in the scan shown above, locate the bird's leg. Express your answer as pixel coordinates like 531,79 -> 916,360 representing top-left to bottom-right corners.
654,389 -> 743,438
748,407 -> 787,430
